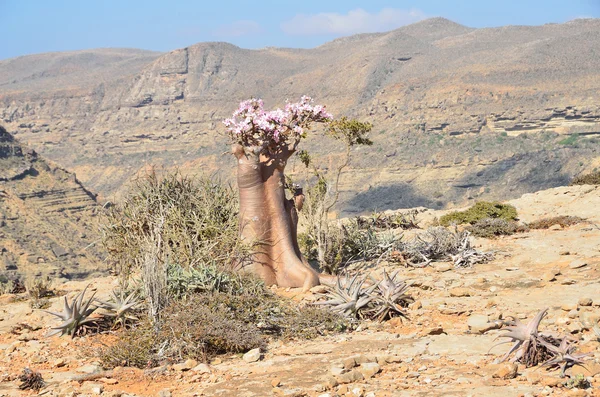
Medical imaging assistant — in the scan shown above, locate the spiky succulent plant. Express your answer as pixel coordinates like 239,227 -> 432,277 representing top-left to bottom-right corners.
368,270 -> 413,321
540,336 -> 589,377
490,308 -> 550,366
96,289 -> 142,327
45,285 -> 97,338
316,274 -> 377,318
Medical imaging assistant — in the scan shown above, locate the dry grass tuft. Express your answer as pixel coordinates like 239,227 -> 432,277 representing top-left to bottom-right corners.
527,215 -> 584,230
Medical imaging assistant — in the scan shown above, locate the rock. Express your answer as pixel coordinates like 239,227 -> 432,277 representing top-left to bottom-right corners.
384,355 -> 402,364
342,357 -> 357,370
427,326 -> 445,335
157,390 -> 172,397
324,376 -> 338,388
330,364 -> 345,376
76,364 -> 102,374
243,348 -> 261,363
578,297 -> 593,307
359,362 -> 381,379
53,358 -> 68,368
99,377 -> 119,385
172,358 -> 198,371
467,314 -> 499,333
191,363 -> 211,374
567,322 -> 582,334
351,386 -> 365,396
561,303 -> 578,311
540,376 -> 562,387
549,224 -> 562,231
410,300 -> 422,310
336,369 -> 364,384
491,363 -> 518,379
433,263 -> 452,272
271,378 -> 281,387
310,285 -> 328,294
569,259 -> 588,269
354,355 -> 376,364
561,278 -> 577,285
449,287 -> 472,297
81,382 -> 104,395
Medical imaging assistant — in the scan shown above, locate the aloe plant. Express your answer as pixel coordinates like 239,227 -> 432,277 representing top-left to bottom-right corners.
539,336 -> 589,377
368,270 -> 413,321
96,289 -> 141,327
490,308 -> 549,366
316,274 -> 377,318
45,285 -> 97,338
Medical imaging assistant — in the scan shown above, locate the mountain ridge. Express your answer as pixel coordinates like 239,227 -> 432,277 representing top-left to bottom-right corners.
0,17 -> 599,213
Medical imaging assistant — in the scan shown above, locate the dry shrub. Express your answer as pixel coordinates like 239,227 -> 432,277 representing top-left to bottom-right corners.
99,291 -> 348,368
527,215 -> 584,230
300,219 -> 399,274
400,227 -> 493,267
356,210 -> 420,231
101,170 -> 244,280
570,170 -> 600,186
466,218 -> 526,238
100,170 -> 249,320
440,201 -> 518,226
18,368 -> 45,391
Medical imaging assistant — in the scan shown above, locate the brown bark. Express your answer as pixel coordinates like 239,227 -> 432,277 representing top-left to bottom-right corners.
233,144 -> 319,290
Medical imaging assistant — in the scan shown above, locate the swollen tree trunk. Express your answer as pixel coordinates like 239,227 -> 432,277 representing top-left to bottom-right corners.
232,144 -> 320,290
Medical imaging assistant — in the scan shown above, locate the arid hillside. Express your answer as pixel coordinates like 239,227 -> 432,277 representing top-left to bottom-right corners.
0,18 -> 599,212
0,126 -> 104,281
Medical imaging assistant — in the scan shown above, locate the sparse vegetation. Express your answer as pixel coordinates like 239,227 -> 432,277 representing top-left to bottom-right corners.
316,271 -> 412,321
45,285 -> 98,338
466,218 -> 523,238
439,201 -> 518,226
570,170 -> 600,186
300,218 -> 399,274
400,227 -> 494,267
26,276 -> 54,309
99,290 -> 348,367
18,368 -> 45,391
527,215 -> 584,230
101,170 -> 246,320
490,308 -> 588,376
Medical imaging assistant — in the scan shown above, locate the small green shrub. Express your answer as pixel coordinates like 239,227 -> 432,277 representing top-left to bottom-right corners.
558,134 -> 578,146
527,215 -> 584,230
570,170 -> 600,186
439,201 -> 518,226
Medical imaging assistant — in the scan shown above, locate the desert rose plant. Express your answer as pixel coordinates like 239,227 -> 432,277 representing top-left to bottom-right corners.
223,96 -> 333,289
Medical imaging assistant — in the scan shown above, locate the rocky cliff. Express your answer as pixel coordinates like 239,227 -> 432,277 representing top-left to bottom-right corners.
0,18 -> 599,213
0,125 -> 104,280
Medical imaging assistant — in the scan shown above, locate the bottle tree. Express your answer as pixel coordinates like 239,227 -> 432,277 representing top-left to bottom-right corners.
224,96 -> 334,289
224,96 -> 372,290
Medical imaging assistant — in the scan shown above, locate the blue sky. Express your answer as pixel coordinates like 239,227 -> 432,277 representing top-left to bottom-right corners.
1,0 -> 599,59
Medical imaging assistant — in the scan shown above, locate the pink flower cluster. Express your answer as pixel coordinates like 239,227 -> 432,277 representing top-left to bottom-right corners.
223,96 -> 332,146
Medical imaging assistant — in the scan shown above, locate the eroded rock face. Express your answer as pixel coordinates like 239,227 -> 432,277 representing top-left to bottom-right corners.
0,126 -> 103,280
1,18 -> 600,211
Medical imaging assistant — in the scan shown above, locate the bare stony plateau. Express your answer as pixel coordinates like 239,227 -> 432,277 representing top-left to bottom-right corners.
0,184 -> 599,396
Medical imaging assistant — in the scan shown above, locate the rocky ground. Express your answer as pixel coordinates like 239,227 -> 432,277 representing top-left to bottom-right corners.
0,184 -> 599,397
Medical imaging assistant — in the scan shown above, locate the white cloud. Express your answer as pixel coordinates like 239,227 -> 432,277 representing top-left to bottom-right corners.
281,8 -> 426,36
213,20 -> 264,38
